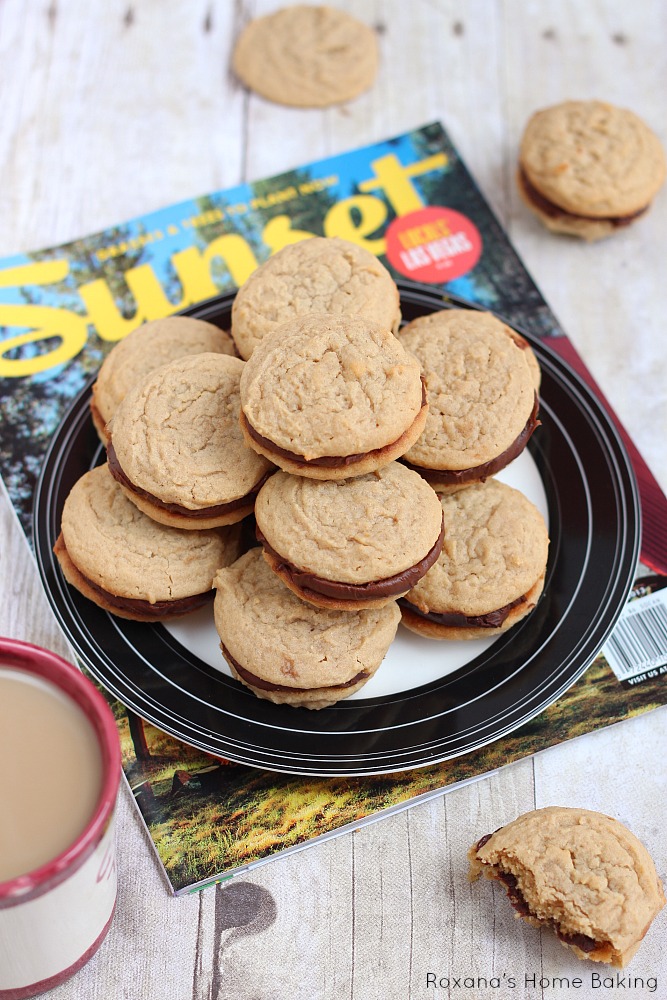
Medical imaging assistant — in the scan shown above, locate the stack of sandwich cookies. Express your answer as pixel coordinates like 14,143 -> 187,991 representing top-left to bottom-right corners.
55,235 -> 550,706
107,353 -> 273,529
399,310 -> 539,492
469,807 -> 666,967
91,315 -> 236,443
254,464 -> 444,610
54,464 -> 241,621
239,314 -> 427,479
400,479 -> 549,640
230,237 -> 401,360
518,100 -> 666,241
214,549 -> 400,709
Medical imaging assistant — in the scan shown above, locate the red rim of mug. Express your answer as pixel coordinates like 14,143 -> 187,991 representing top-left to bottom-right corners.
0,637 -> 121,904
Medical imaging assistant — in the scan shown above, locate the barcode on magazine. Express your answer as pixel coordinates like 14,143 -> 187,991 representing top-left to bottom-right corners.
602,590 -> 667,685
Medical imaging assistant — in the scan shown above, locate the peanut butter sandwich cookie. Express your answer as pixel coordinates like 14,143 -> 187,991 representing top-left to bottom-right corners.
91,316 -> 236,443
254,464 -> 444,610
232,5 -> 378,109
213,548 -> 400,709
108,353 -> 273,529
400,310 -> 539,491
54,464 -> 241,621
469,807 -> 666,967
518,100 -> 666,241
231,237 -> 401,360
240,314 -> 427,480
400,479 -> 549,640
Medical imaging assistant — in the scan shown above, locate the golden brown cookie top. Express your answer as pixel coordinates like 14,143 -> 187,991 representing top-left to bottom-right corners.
520,100 -> 666,217
92,316 -> 236,429
60,464 -> 240,602
231,237 -> 400,360
400,310 -> 537,471
231,5 -> 378,108
239,314 -> 423,461
404,479 -> 549,617
213,548 -> 400,689
255,464 -> 443,584
109,353 -> 272,509
469,806 -> 666,968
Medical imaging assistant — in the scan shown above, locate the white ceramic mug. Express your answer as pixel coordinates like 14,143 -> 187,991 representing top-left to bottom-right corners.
0,638 -> 121,999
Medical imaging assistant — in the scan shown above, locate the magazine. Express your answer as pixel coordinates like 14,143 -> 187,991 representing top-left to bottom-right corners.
2,123 -> 666,894
100,597 -> 667,895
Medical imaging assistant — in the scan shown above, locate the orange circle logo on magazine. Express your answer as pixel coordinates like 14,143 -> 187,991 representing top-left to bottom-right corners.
385,206 -> 482,283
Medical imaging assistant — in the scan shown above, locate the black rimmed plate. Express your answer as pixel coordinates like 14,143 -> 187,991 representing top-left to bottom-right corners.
33,284 -> 641,776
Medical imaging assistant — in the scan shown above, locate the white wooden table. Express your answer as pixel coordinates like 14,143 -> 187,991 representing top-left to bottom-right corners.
1,2 -> 666,997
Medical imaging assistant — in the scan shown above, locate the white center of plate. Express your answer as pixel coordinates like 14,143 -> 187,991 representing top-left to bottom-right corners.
163,451 -> 549,699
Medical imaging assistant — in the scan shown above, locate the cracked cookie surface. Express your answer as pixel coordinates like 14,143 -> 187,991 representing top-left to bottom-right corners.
400,479 -> 548,638
400,309 -> 537,473
109,353 -> 272,510
91,316 -> 236,439
255,464 -> 443,585
519,100 -> 666,228
231,237 -> 400,360
57,464 -> 240,604
239,314 -> 424,467
213,548 -> 400,708
468,806 -> 666,968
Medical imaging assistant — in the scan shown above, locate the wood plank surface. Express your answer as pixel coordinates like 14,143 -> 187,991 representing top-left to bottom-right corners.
0,1 -> 665,998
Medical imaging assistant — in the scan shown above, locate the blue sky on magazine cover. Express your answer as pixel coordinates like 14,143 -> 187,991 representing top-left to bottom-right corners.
0,123 -> 560,533
0,131 -> 426,304
0,125 -> 557,332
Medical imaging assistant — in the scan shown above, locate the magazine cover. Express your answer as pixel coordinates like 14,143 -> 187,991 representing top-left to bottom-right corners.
2,122 -> 666,894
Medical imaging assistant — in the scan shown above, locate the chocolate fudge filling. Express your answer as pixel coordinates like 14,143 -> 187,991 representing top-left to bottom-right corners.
497,871 -> 533,917
56,535 -> 214,617
476,827 -> 504,851
556,929 -> 599,953
107,440 -> 270,517
403,393 -> 539,486
221,642 -> 368,693
256,514 -> 444,601
519,166 -> 648,227
400,592 -> 527,629
241,378 -> 427,469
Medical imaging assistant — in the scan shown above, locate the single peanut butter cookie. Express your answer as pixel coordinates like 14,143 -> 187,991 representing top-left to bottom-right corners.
400,310 -> 539,491
232,5 -> 378,108
469,807 -> 666,967
213,548 -> 400,709
108,353 -> 273,528
400,479 -> 549,639
91,316 -> 236,443
239,314 -> 427,480
254,464 -> 444,609
518,100 -> 666,241
54,464 -> 241,621
231,237 -> 401,361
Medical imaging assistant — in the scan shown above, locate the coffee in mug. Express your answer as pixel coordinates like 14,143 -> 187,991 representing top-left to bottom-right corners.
0,638 -> 121,998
